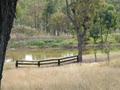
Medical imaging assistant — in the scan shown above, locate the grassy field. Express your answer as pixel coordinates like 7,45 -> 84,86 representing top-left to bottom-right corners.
2,57 -> 120,90
8,37 -> 77,49
8,33 -> 120,49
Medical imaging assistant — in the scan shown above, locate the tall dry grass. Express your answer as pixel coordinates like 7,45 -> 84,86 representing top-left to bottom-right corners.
2,62 -> 120,90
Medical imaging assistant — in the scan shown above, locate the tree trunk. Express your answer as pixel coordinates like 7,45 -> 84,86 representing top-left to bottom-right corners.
34,0 -> 37,29
0,0 -> 17,87
0,33 -> 10,87
53,29 -> 56,36
94,39 -> 97,62
34,14 -> 37,29
107,43 -> 110,61
100,23 -> 104,52
57,30 -> 60,36
107,52 -> 110,61
76,28 -> 82,62
105,29 -> 110,61
94,48 -> 97,62
100,25 -> 103,44
46,13 -> 50,34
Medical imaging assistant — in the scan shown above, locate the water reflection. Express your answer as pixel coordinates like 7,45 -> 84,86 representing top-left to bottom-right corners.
5,49 -> 78,63
5,58 -> 12,63
25,55 -> 33,61
61,53 -> 74,57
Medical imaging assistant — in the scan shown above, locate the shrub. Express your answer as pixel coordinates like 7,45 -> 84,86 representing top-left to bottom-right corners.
115,33 -> 120,43
8,42 -> 26,48
26,40 -> 45,47
61,40 -> 73,47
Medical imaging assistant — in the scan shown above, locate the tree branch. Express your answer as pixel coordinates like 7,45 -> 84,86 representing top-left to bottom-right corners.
81,24 -> 87,38
81,16 -> 89,37
65,0 -> 75,25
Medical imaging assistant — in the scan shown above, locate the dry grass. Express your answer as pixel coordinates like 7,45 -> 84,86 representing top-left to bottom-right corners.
2,62 -> 120,90
2,52 -> 120,90
83,51 -> 120,62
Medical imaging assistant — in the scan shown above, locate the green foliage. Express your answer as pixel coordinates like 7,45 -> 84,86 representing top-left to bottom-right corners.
26,40 -> 45,47
69,0 -> 104,25
43,1 -> 56,15
107,4 -> 114,11
114,33 -> 120,43
90,23 -> 100,42
61,40 -> 73,47
13,0 -> 120,49
50,12 -> 67,35
8,41 -> 26,48
104,4 -> 116,29
16,3 -> 23,18
8,38 -> 76,48
15,0 -> 120,37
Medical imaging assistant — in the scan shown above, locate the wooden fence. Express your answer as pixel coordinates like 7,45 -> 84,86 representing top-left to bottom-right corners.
16,55 -> 79,68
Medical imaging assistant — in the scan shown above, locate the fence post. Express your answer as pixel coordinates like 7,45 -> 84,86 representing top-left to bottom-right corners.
16,60 -> 18,68
77,56 -> 79,63
38,61 -> 40,67
58,59 -> 60,66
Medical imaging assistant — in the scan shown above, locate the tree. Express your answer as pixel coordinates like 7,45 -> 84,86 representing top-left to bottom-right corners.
42,0 -> 56,34
0,0 -> 17,87
90,23 -> 100,62
29,0 -> 45,29
50,12 -> 67,36
92,4 -> 117,61
98,9 -> 106,49
65,0 -> 104,62
103,4 -> 117,60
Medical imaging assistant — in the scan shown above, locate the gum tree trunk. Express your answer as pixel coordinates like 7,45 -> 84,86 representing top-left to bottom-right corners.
65,0 -> 88,62
0,0 -> 17,87
76,28 -> 82,62
94,39 -> 97,62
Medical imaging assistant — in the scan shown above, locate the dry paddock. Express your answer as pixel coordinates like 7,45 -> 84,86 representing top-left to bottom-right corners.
2,52 -> 120,90
2,61 -> 120,90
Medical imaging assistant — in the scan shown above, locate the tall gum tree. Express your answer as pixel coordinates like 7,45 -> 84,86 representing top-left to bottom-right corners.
103,4 -> 117,60
0,0 -> 18,87
65,0 -> 105,62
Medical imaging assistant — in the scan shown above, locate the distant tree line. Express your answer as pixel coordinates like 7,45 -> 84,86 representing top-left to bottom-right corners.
65,0 -> 119,62
15,0 -> 120,37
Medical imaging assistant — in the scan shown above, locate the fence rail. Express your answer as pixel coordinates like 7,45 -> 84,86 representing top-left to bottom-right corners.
16,55 -> 79,68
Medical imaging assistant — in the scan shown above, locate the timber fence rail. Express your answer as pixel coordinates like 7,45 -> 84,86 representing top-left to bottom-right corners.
16,55 -> 79,68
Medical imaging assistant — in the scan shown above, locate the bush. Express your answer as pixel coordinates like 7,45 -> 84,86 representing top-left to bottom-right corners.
51,43 -> 60,47
26,40 -> 45,47
43,39 -> 55,44
8,42 -> 26,48
115,33 -> 120,43
61,40 -> 73,47
8,38 -> 75,48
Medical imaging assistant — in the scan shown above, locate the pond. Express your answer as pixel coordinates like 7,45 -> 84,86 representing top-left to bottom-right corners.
5,49 -> 98,63
5,48 -> 119,63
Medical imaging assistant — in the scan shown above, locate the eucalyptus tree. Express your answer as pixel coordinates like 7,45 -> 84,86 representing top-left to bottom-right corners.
0,0 -> 18,87
104,4 -> 117,41
98,9 -> 106,47
90,23 -> 100,62
106,0 -> 120,27
50,12 -> 67,36
65,0 -> 104,62
103,4 -> 117,60
42,0 -> 56,34
106,0 -> 120,12
29,1 -> 45,29
92,4 -> 117,60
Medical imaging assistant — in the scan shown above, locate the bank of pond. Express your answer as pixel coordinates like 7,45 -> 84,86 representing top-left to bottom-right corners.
5,48 -> 120,63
